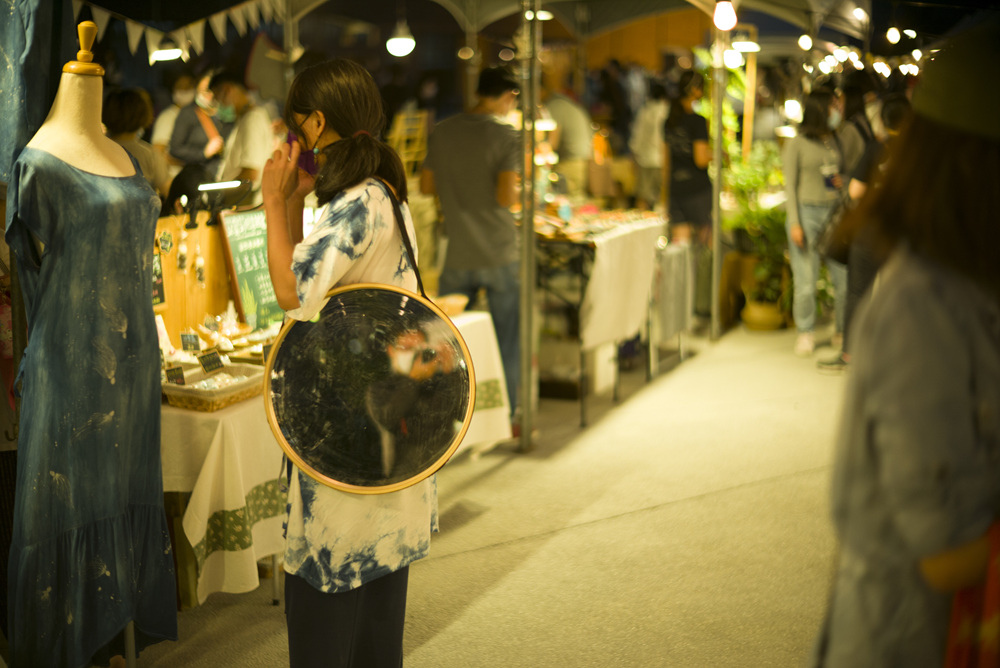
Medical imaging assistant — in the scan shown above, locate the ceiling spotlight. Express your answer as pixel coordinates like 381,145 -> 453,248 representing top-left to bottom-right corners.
151,37 -> 183,63
713,0 -> 737,31
886,27 -> 900,44
499,48 -> 515,62
457,46 -> 474,60
386,20 -> 416,57
798,34 -> 813,51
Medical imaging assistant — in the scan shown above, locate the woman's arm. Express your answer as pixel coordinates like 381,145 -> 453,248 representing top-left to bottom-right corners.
781,139 -> 804,246
692,140 -> 711,170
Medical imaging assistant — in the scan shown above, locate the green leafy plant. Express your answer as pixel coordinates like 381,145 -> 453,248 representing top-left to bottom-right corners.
722,141 -> 789,306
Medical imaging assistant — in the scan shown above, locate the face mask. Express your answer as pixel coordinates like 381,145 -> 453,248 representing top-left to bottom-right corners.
287,132 -> 319,176
173,89 -> 196,107
196,91 -> 215,111
692,99 -> 705,115
827,108 -> 842,130
217,104 -> 237,124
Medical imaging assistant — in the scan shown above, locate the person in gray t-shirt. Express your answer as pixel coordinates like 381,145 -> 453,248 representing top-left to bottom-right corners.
421,66 -> 522,417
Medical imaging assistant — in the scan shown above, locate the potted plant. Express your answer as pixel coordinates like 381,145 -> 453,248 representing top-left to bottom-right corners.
722,141 -> 790,330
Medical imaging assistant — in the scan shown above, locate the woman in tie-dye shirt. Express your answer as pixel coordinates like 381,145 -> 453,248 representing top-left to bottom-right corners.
262,59 -> 435,668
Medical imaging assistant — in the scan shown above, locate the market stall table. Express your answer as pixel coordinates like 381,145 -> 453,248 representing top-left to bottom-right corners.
161,397 -> 286,608
450,311 -> 512,454
536,213 -> 666,425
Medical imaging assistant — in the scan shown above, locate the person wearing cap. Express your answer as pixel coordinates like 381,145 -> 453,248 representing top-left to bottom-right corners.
814,16 -> 1000,667
420,66 -> 522,419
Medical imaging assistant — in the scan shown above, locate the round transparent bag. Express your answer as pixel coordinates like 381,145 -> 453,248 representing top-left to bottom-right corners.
265,284 -> 475,493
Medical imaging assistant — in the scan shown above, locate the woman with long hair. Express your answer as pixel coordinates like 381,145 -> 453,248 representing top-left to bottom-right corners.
261,58 -> 431,667
781,87 -> 848,356
815,17 -> 1000,666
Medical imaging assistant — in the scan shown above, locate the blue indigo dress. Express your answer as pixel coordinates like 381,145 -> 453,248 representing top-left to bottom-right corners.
4,147 -> 177,667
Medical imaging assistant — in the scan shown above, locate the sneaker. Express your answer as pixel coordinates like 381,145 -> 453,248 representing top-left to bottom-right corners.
817,353 -> 848,374
794,332 -> 815,357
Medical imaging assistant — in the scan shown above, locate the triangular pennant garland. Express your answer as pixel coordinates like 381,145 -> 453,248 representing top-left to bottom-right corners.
91,6 -> 112,41
126,20 -> 145,55
209,11 -> 229,45
230,4 -> 248,36
186,20 -> 206,55
72,0 -> 83,21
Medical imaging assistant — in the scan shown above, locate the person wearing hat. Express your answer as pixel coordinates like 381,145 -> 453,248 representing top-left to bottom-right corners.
420,66 -> 522,420
814,15 -> 1000,667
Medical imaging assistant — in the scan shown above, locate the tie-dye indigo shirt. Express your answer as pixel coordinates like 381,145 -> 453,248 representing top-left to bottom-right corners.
282,178 -> 438,594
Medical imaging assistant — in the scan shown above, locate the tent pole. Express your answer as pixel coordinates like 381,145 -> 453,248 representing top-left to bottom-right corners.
710,27 -> 727,342
518,0 -> 539,452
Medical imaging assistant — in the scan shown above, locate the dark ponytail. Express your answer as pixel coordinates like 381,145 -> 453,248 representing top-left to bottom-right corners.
285,59 -> 408,206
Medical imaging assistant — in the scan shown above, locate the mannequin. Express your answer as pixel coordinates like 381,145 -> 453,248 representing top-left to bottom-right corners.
5,21 -> 177,668
26,21 -> 134,178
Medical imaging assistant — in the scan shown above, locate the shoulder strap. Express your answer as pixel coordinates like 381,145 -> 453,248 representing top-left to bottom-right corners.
194,107 -> 221,142
379,181 -> 426,299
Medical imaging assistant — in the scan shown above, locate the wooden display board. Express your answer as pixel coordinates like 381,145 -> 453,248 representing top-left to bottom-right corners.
153,211 -> 233,346
218,208 -> 284,331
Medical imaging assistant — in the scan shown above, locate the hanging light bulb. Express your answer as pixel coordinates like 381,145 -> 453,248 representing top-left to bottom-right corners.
912,48 -> 923,61
903,29 -> 917,39
834,47 -> 848,62
713,0 -> 737,31
798,34 -> 813,51
886,27 -> 900,44
386,20 -> 416,57
853,7 -> 868,22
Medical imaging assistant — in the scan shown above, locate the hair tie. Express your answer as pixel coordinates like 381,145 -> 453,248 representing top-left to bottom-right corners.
353,130 -> 370,138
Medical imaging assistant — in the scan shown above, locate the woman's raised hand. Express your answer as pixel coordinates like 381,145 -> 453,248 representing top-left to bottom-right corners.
263,142 -> 303,204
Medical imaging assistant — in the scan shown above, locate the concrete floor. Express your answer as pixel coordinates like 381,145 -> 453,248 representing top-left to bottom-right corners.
132,324 -> 847,667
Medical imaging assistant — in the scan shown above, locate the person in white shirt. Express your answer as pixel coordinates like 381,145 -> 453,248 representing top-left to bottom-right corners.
209,72 -> 275,205
629,80 -> 668,210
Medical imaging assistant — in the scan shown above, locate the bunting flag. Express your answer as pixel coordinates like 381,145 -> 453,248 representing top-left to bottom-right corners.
145,28 -> 164,65
246,2 -> 261,31
91,6 -> 112,41
258,0 -> 273,24
230,4 -> 248,36
186,19 -> 206,55
66,1 -> 281,61
209,11 -> 229,45
125,20 -> 145,54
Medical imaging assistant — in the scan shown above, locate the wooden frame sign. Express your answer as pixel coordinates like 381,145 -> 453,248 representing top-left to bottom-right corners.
218,208 -> 285,331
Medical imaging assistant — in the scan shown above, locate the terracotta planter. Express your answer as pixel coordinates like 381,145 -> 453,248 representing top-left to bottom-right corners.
741,300 -> 785,331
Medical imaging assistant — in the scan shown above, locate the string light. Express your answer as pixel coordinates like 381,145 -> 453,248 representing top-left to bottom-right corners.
713,0 -> 737,31
798,34 -> 812,51
886,27 -> 900,44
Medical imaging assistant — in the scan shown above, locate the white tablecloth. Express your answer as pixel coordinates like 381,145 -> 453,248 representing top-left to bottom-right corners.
578,218 -> 665,349
451,311 -> 512,453
161,399 -> 285,604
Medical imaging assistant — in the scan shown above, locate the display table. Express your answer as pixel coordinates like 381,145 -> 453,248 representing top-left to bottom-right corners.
161,399 -> 286,607
536,215 -> 666,425
451,311 -> 512,453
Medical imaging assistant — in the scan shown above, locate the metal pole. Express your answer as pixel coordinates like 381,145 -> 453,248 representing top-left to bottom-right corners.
124,621 -> 137,668
710,28 -> 728,341
518,0 -> 540,452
